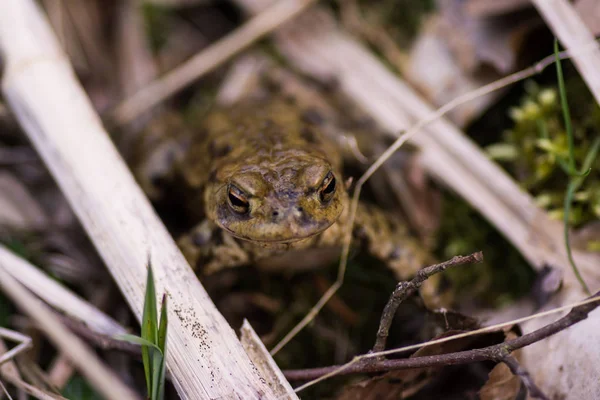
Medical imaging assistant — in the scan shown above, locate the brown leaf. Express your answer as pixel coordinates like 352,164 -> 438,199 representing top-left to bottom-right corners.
334,369 -> 431,400
406,0 -> 540,126
479,329 -> 523,400
438,0 -> 538,74
479,363 -> 521,400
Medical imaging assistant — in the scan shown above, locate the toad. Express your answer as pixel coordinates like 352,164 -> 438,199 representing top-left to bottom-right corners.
138,96 -> 433,284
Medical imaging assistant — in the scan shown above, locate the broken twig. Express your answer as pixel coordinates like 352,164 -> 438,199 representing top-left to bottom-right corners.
372,252 -> 483,353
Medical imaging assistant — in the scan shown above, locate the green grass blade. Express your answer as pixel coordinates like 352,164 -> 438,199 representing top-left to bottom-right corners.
113,334 -> 163,353
157,294 -> 168,353
142,260 -> 159,396
553,38 -> 597,295
563,181 -> 590,294
157,294 -> 168,400
151,348 -> 164,400
554,39 -> 576,173
143,261 -> 159,342
563,138 -> 600,294
579,137 -> 600,178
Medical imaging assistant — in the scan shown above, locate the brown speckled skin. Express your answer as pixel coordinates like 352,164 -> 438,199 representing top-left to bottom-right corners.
180,99 -> 346,244
150,98 -> 432,282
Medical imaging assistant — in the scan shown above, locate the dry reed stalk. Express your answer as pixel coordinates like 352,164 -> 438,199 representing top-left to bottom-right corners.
0,245 -> 125,336
0,2 -> 292,399
0,267 -> 139,400
533,0 -> 600,105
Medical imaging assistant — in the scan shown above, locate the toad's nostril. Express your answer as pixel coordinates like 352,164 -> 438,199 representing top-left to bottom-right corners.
272,211 -> 280,217
296,207 -> 303,213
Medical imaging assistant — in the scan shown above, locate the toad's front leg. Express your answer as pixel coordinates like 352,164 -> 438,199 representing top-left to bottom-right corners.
177,219 -> 329,275
350,203 -> 445,307
352,204 -> 432,277
178,219 -> 251,275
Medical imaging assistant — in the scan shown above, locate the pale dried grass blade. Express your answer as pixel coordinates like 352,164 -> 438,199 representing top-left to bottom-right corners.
533,0 -> 600,105
0,1 -> 286,398
1,379 -> 63,400
0,266 -> 138,400
0,329 -> 32,367
46,355 -> 74,391
518,1 -> 600,396
0,245 -> 125,336
0,338 -> 69,400
240,321 -> 299,400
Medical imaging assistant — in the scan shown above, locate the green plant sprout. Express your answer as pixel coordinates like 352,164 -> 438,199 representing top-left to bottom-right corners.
553,39 -> 600,295
115,261 -> 168,400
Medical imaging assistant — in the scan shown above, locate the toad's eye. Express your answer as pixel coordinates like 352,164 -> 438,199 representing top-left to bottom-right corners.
318,171 -> 336,203
227,184 -> 250,214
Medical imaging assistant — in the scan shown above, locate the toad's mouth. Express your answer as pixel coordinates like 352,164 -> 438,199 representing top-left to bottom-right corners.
219,221 -> 335,244
237,235 -> 310,244
222,228 -> 323,244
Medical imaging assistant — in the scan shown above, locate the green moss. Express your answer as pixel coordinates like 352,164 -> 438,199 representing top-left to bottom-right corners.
488,78 -> 600,230
441,71 -> 600,305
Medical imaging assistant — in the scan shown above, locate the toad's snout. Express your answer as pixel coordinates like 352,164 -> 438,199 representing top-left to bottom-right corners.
232,202 -> 332,243
270,205 -> 305,222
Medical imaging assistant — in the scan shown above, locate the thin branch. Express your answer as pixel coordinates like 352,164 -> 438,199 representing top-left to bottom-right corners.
0,245 -> 125,337
284,290 -> 600,384
502,355 -> 549,400
372,252 -> 483,353
0,337 -> 26,400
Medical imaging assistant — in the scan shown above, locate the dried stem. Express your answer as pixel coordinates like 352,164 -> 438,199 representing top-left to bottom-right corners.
0,266 -> 139,400
372,252 -> 483,354
0,245 -> 125,337
0,328 -> 32,367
